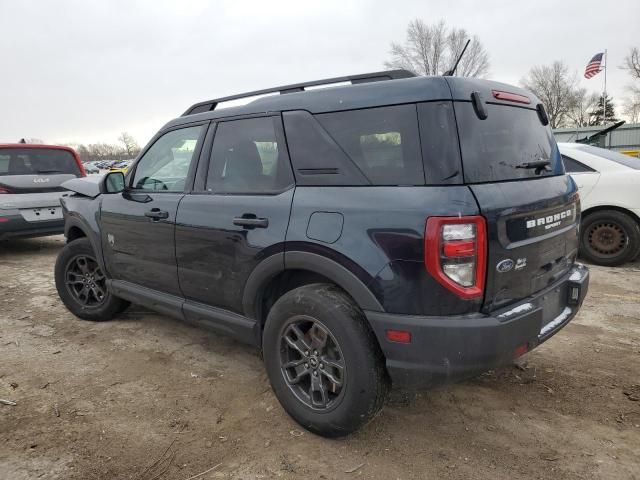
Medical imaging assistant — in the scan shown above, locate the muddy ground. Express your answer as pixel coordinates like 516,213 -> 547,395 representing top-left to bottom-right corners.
1,236 -> 639,480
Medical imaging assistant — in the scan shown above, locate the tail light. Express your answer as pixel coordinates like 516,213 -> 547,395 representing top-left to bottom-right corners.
0,186 -> 12,194
73,154 -> 87,177
425,216 -> 487,299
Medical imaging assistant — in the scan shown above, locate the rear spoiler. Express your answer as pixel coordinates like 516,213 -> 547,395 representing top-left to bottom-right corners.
575,120 -> 626,145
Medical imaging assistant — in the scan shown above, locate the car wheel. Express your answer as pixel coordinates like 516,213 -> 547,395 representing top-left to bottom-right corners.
262,283 -> 388,438
54,237 -> 129,320
580,210 -> 640,267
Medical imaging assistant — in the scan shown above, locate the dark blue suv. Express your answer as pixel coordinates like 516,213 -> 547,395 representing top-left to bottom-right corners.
55,70 -> 589,437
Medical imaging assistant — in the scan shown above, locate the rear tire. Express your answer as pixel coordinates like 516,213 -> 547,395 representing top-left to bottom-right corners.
55,237 -> 129,321
262,283 -> 388,437
580,210 -> 640,266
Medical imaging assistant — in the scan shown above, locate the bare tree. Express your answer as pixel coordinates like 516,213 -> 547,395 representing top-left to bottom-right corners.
621,46 -> 640,81
520,61 -> 579,129
384,19 -> 490,77
118,132 -> 140,156
567,88 -> 600,127
621,46 -> 640,120
622,93 -> 640,123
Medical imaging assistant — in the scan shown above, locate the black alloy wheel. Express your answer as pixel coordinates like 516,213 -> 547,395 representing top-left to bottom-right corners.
279,316 -> 346,411
54,237 -> 129,321
64,254 -> 107,307
263,283 -> 388,437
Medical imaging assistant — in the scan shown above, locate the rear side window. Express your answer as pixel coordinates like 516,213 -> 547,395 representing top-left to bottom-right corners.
562,155 -> 595,173
455,103 -> 563,183
0,148 -> 81,176
417,102 -> 463,184
316,105 -> 424,186
206,116 -> 294,194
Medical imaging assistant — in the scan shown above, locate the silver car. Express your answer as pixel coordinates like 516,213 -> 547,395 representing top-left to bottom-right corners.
0,144 -> 86,240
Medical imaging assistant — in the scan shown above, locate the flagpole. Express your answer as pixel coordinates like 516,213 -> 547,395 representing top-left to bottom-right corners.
603,49 -> 607,127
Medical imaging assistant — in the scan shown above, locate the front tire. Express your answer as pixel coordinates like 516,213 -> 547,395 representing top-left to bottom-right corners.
580,210 -> 640,267
262,284 -> 388,437
54,237 -> 129,321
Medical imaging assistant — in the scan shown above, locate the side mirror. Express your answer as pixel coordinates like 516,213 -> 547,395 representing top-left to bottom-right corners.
101,171 -> 125,194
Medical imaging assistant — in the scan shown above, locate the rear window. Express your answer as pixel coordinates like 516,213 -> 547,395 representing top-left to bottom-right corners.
455,103 -> 563,183
315,105 -> 425,185
575,145 -> 640,170
0,148 -> 81,176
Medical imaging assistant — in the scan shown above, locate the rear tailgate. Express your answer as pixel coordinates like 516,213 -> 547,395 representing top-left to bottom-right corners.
470,178 -> 579,312
451,87 -> 579,313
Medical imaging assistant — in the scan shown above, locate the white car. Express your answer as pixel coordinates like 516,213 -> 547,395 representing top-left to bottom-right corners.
559,143 -> 640,266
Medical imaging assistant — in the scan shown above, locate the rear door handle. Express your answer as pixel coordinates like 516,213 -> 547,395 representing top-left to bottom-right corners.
233,215 -> 269,229
145,208 -> 169,220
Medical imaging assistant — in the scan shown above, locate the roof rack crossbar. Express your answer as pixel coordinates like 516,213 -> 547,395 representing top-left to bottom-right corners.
182,69 -> 415,116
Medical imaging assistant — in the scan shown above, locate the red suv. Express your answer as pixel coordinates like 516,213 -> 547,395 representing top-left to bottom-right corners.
0,144 -> 86,240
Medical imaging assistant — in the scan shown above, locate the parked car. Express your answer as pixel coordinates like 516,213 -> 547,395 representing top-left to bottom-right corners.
109,160 -> 132,174
559,143 -> 640,266
84,162 -> 99,174
0,144 -> 86,240
55,71 -> 589,437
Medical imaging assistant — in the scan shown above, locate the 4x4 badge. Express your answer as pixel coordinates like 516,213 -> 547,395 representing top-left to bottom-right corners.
496,259 -> 514,273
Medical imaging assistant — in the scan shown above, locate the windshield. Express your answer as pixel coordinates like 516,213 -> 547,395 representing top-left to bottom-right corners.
576,145 -> 640,170
0,148 -> 81,176
455,103 -> 563,183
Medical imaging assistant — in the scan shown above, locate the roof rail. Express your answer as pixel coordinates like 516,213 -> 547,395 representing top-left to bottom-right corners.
182,69 -> 415,116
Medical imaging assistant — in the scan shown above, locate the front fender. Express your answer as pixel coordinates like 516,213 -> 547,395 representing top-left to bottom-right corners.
61,194 -> 105,270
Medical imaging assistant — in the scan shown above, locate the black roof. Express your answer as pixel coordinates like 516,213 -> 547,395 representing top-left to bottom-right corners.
163,71 -> 540,131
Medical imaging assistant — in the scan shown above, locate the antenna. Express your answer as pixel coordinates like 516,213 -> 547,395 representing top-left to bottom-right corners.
443,39 -> 471,76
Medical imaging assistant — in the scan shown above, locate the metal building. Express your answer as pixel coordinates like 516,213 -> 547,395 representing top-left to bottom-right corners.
553,123 -> 640,156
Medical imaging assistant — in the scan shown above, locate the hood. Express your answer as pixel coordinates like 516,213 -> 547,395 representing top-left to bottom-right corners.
61,176 -> 103,198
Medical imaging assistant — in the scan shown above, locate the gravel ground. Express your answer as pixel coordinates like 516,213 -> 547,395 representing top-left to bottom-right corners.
1,236 -> 639,480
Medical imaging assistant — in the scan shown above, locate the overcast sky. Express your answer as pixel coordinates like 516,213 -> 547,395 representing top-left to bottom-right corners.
1,0 -> 638,147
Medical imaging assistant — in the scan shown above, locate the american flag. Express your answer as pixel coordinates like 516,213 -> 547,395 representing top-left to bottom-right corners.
584,53 -> 604,79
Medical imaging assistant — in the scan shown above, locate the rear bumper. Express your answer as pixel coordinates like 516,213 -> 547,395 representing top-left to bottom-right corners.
365,263 -> 589,389
0,212 -> 64,240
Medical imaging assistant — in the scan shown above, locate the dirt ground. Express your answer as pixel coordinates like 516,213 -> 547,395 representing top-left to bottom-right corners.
1,236 -> 639,480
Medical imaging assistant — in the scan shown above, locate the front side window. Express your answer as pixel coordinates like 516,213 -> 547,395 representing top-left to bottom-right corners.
206,117 -> 293,194
132,125 -> 204,192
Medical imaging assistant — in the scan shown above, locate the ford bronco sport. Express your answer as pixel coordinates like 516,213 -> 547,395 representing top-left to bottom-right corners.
55,70 -> 589,437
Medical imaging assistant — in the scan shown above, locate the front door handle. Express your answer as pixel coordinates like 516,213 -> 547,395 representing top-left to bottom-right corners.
233,215 -> 269,229
145,208 -> 169,220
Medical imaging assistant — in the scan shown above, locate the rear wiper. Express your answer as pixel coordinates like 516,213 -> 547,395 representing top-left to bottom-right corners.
35,169 -> 64,174
516,160 -> 551,174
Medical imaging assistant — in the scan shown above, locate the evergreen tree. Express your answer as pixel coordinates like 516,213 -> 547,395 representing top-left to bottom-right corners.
589,94 -> 618,125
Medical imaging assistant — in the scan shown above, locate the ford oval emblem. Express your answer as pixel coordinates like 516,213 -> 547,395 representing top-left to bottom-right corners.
496,259 -> 515,273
